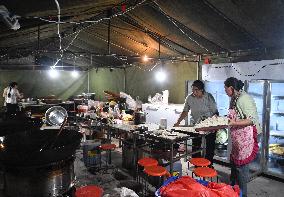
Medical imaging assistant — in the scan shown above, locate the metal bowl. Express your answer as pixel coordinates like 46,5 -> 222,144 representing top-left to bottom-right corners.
45,106 -> 68,126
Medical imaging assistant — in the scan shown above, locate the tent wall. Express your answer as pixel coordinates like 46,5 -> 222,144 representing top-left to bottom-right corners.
0,70 -> 88,105
124,61 -> 197,104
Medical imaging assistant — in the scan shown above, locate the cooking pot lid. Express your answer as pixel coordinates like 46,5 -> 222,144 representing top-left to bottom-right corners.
45,106 -> 68,126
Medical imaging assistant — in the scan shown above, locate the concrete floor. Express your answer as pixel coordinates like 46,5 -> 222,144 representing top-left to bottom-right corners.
74,140 -> 284,197
1,141 -> 284,197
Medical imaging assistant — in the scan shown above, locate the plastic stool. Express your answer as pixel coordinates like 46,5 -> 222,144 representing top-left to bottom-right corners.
189,158 -> 211,167
99,143 -> 116,172
137,157 -> 158,183
144,165 -> 167,196
193,167 -> 218,182
138,157 -> 158,167
188,157 -> 211,177
75,185 -> 103,197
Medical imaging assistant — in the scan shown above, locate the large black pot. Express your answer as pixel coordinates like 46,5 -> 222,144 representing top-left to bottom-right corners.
0,127 -> 82,167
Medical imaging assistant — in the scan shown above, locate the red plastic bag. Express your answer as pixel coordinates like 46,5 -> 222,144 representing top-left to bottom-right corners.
207,182 -> 239,197
160,176 -> 219,197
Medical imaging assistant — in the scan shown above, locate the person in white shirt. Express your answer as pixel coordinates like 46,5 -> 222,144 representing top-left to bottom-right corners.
5,82 -> 23,117
2,86 -> 9,107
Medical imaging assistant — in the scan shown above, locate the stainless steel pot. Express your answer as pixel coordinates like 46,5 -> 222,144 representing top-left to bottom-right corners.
4,158 -> 75,197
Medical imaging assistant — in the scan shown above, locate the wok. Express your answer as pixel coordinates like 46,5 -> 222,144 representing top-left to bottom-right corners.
0,127 -> 82,167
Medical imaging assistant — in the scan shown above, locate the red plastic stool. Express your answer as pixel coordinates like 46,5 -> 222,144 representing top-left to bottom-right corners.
189,158 -> 211,167
193,167 -> 218,182
144,165 -> 167,196
138,157 -> 158,168
137,157 -> 158,183
75,185 -> 103,197
188,157 -> 211,177
99,144 -> 116,172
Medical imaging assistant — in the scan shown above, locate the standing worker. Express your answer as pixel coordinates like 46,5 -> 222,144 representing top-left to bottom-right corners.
224,77 -> 260,197
174,80 -> 219,164
2,85 -> 9,107
5,82 -> 23,118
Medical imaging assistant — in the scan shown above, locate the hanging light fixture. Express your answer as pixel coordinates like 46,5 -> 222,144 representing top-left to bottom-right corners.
155,36 -> 167,83
49,67 -> 59,78
71,56 -> 79,78
155,67 -> 167,82
142,54 -> 149,62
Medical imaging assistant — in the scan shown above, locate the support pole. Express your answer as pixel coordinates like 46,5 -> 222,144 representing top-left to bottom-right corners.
107,19 -> 111,54
124,67 -> 127,92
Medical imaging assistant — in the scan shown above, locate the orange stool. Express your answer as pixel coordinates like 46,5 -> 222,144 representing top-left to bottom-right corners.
137,157 -> 158,183
193,167 -> 218,182
189,158 -> 211,167
99,144 -> 116,172
138,157 -> 158,168
188,157 -> 211,177
144,165 -> 167,196
75,185 -> 103,197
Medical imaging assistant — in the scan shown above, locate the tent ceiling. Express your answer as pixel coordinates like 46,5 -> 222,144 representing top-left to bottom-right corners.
0,0 -> 284,70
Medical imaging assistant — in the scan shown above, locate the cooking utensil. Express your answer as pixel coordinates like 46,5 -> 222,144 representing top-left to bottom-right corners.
45,106 -> 68,126
0,127 -> 82,166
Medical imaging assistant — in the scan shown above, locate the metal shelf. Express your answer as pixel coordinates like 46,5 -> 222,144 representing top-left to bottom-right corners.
270,130 -> 284,138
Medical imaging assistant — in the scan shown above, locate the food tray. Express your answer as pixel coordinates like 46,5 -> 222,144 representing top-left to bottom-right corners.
195,125 -> 228,132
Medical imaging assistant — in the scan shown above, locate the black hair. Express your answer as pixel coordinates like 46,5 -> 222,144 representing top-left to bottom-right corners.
7,82 -> 18,98
10,82 -> 18,88
224,77 -> 244,91
192,80 -> 205,91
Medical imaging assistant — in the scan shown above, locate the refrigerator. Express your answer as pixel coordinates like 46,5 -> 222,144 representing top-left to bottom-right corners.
188,79 -> 284,179
262,80 -> 284,179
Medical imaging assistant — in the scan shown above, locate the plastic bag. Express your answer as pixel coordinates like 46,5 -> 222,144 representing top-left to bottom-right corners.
159,176 -> 219,197
159,176 -> 239,197
207,182 -> 240,197
120,187 -> 139,197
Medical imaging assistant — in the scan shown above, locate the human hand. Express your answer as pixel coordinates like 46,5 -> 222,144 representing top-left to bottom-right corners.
228,119 -> 236,126
173,122 -> 179,127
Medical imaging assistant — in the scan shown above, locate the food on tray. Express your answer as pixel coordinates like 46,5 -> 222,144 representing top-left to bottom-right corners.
269,144 -> 280,148
122,114 -> 134,121
270,146 -> 284,156
269,144 -> 284,156
195,116 -> 228,128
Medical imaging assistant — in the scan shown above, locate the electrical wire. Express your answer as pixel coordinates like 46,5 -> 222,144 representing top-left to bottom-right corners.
52,0 -> 63,68
29,0 -> 147,25
152,1 -> 210,52
203,61 -> 284,79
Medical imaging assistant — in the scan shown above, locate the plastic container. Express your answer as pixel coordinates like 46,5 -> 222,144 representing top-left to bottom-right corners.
82,140 -> 101,167
164,160 -> 182,177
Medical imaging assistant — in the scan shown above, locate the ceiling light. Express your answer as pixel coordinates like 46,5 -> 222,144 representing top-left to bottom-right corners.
71,70 -> 79,78
143,55 -> 149,62
48,67 -> 59,78
155,70 -> 167,83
